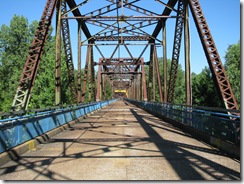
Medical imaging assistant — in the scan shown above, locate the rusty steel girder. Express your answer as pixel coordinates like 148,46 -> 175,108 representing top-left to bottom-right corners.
188,0 -> 239,111
95,36 -> 150,41
81,45 -> 90,102
84,0 -> 140,17
12,0 -> 58,110
61,0 -> 77,103
167,0 -> 185,103
90,20 -> 156,38
147,45 -> 155,101
107,0 -> 160,16
89,45 -> 96,101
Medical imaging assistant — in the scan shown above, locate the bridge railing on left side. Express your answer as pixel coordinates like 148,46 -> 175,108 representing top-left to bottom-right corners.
0,99 -> 118,154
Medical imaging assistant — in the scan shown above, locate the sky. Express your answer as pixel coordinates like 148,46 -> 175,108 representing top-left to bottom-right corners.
0,0 -> 241,74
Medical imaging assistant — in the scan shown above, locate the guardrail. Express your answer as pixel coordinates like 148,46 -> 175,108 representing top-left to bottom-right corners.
125,99 -> 240,146
0,99 -> 118,154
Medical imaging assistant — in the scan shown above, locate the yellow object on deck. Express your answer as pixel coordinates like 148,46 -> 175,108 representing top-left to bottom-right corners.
114,89 -> 128,97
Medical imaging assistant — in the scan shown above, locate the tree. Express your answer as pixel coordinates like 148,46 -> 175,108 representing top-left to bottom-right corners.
0,15 -> 30,111
224,41 -> 240,107
192,67 -> 222,107
0,15 -> 72,111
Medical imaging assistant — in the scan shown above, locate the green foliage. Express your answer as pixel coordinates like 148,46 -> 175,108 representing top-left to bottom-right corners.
224,41 -> 240,107
191,40 -> 240,108
104,80 -> 112,100
0,15 -> 30,111
174,64 -> 185,104
0,15 -> 72,111
192,67 -> 222,107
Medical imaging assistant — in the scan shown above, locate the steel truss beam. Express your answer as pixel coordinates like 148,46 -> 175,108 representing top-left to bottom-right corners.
81,44 -> 96,102
95,36 -> 150,41
64,15 -> 179,21
162,23 -> 167,103
81,45 -> 90,102
184,2 -> 192,106
189,0 -> 239,111
56,0 -> 62,105
83,0 -> 140,17
89,20 -> 155,38
167,0 -> 185,103
77,23 -> 82,102
147,44 -> 155,101
62,0 -> 91,16
66,0 -> 92,39
106,0 -> 160,16
155,0 -> 179,12
152,0 -> 178,39
12,0 -> 58,110
96,57 -> 146,101
61,0 -> 77,103
113,81 -> 130,88
85,0 -> 159,38
154,45 -> 163,102
89,45 -> 96,101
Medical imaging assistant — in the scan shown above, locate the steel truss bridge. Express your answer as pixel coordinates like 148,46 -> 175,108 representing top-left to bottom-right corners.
0,0 -> 241,180
10,0 -> 239,114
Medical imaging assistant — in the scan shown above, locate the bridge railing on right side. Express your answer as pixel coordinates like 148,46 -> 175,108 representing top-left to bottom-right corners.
125,99 -> 240,147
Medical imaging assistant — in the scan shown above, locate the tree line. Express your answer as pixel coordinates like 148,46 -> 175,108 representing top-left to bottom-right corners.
0,15 -> 240,111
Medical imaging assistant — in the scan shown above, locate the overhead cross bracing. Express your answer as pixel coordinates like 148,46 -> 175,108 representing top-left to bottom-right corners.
11,0 -> 239,117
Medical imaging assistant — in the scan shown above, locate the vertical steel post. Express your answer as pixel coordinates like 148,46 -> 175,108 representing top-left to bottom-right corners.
89,45 -> 96,101
81,45 -> 90,102
77,22 -> 82,103
163,23 -> 167,103
135,76 -> 138,100
103,75 -> 107,100
184,1 -> 192,106
139,73 -> 142,100
96,61 -> 102,101
55,0 -> 62,106
154,45 -> 163,102
133,80 -> 136,100
101,74 -> 104,100
61,0 -> 77,103
153,47 -> 156,102
141,58 -> 148,101
148,44 -> 155,101
133,80 -> 136,99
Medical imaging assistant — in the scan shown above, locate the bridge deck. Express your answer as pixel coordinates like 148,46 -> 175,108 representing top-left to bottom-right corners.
0,100 -> 240,180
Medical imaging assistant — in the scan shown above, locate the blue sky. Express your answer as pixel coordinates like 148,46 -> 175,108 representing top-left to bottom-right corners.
0,0 -> 241,74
